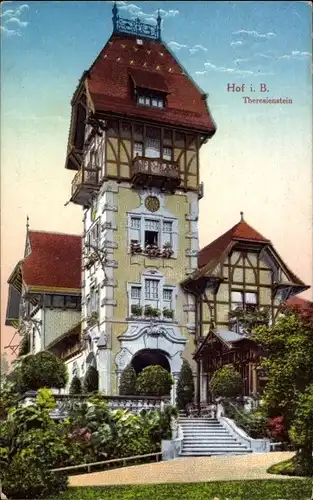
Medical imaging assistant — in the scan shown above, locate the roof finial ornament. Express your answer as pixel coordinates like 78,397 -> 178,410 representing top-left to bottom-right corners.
26,214 -> 30,232
112,1 -> 118,31
157,9 -> 162,40
240,211 -> 244,221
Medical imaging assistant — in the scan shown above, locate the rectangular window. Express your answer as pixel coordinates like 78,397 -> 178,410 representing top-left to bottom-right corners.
131,286 -> 141,300
65,296 -> 78,309
245,292 -> 257,305
163,288 -> 173,303
162,220 -> 173,247
145,279 -> 159,300
44,295 -> 52,307
151,98 -> 158,107
163,147 -> 172,161
157,100 -> 164,108
52,295 -> 65,308
231,290 -> 258,309
87,220 -> 100,250
130,217 -> 141,243
145,137 -> 161,158
144,219 -> 160,246
138,96 -> 145,105
145,97 -> 150,106
134,142 -> 143,157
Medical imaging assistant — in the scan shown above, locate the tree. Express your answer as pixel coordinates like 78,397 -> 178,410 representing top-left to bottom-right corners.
83,366 -> 99,393
1,353 -> 9,380
176,359 -> 195,410
119,364 -> 137,395
209,364 -> 243,399
18,334 -> 30,357
135,365 -> 173,397
69,376 -> 82,395
252,302 -> 313,476
13,351 -> 68,394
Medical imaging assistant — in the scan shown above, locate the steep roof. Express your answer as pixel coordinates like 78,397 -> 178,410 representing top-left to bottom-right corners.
21,231 -> 82,292
181,215 -> 308,293
198,219 -> 270,268
85,32 -> 216,134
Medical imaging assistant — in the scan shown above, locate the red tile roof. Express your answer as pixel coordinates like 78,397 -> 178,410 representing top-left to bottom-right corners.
198,220 -> 270,268
22,231 -> 81,291
86,33 -> 216,134
129,67 -> 169,93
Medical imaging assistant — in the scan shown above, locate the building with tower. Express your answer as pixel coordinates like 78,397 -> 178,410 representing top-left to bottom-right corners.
4,5 -> 309,406
64,4 -> 216,401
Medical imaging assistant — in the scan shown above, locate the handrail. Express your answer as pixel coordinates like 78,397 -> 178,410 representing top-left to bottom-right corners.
50,452 -> 162,474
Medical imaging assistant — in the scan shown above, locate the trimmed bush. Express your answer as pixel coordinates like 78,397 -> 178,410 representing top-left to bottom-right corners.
135,365 -> 173,397
176,359 -> 195,410
83,366 -> 99,393
69,375 -> 82,395
14,351 -> 68,394
209,364 -> 243,399
119,364 -> 137,395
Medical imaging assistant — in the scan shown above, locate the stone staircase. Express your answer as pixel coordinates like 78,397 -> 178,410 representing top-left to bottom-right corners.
179,417 -> 252,457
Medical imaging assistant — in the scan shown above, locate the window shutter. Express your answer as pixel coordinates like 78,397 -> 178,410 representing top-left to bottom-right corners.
130,217 -> 141,243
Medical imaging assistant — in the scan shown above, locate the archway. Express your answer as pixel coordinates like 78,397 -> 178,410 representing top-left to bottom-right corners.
131,349 -> 171,375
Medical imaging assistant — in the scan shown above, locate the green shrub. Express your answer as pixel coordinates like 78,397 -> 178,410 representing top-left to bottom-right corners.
83,366 -> 99,393
18,333 -> 30,356
209,364 -> 243,399
135,365 -> 173,397
2,452 -> 68,499
176,359 -> 195,410
119,364 -> 137,395
69,375 -> 82,395
0,388 -> 72,499
13,351 -> 68,394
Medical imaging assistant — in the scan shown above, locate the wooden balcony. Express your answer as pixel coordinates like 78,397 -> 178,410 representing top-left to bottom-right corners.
71,163 -> 101,206
131,156 -> 181,191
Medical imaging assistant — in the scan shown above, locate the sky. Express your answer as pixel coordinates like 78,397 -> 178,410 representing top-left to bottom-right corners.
1,0 -> 312,364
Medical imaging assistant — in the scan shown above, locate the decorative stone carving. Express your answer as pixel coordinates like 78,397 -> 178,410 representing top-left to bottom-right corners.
101,181 -> 119,193
185,232 -> 198,239
104,260 -> 118,268
101,278 -> 118,288
185,214 -> 198,222
185,248 -> 198,257
115,347 -> 132,371
102,203 -> 118,212
101,298 -> 117,307
103,240 -> 118,249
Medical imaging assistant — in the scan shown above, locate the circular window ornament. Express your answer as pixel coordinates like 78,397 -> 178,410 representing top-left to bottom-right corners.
145,196 -> 160,212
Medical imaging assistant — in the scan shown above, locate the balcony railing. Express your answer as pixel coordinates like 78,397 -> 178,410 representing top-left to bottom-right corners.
131,156 -> 181,190
71,163 -> 101,205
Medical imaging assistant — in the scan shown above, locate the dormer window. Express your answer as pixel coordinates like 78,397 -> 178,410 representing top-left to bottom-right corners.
137,92 -> 165,108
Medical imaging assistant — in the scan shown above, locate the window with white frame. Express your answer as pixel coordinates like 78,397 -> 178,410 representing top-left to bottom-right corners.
137,93 -> 164,109
231,290 -> 258,310
86,220 -> 100,250
129,215 -> 175,253
133,127 -> 172,161
129,279 -> 175,319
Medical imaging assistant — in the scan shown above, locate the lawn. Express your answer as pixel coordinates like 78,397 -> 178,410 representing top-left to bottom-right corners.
48,479 -> 313,500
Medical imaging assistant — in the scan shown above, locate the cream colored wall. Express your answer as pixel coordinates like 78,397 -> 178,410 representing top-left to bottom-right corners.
202,251 -> 274,327
43,309 -> 81,348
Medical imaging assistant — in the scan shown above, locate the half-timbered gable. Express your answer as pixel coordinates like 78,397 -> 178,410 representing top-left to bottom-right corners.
181,213 -> 309,402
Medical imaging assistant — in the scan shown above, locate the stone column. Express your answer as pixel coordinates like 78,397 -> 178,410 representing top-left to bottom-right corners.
97,347 -> 112,395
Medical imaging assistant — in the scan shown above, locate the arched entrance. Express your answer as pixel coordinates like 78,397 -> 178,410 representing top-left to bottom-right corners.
131,349 -> 171,374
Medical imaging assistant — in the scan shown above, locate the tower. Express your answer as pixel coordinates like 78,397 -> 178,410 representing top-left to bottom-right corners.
65,5 -> 216,400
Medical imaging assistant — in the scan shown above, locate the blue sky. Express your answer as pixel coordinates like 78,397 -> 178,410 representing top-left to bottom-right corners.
1,0 -> 312,123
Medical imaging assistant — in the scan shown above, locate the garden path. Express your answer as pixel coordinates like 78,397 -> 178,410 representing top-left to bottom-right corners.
69,452 -> 303,487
